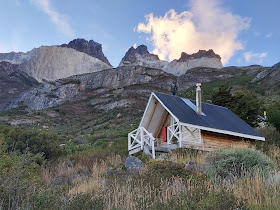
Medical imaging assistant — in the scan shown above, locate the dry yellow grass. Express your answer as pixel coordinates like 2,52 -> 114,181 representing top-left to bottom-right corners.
41,147 -> 280,209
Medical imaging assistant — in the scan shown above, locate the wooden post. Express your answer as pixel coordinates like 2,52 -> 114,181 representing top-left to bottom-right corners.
179,124 -> 182,148
167,127 -> 170,144
152,139 -> 155,159
128,134 -> 131,150
140,127 -> 144,149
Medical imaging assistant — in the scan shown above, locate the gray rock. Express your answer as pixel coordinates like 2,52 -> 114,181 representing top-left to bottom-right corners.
8,118 -> 39,126
107,169 -> 119,175
252,62 -> 280,85
119,45 -> 168,69
0,61 -> 39,111
60,38 -> 112,66
119,46 -> 223,76
185,161 -> 196,172
74,138 -> 88,144
9,66 -> 176,110
21,46 -> 111,82
89,97 -> 111,106
95,99 -> 133,111
125,156 -> 142,174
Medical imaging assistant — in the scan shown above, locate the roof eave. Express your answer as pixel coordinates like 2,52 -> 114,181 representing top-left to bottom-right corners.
180,122 -> 265,141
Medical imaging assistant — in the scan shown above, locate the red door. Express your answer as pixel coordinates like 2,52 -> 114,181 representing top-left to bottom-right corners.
162,126 -> 167,142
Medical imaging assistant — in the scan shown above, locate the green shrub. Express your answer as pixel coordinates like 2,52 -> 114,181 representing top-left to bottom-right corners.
137,160 -> 196,188
257,125 -> 280,150
0,152 -> 43,209
151,187 -> 247,210
69,193 -> 104,210
267,102 -> 280,131
147,160 -> 192,179
0,126 -> 63,159
204,148 -> 275,179
28,190 -> 62,210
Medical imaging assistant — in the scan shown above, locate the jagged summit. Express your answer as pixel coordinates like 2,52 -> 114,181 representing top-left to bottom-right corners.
164,49 -> 223,76
120,45 -> 160,64
119,44 -> 168,69
21,46 -> 111,82
177,49 -> 221,62
0,39 -> 112,82
119,46 -> 223,76
60,38 -> 112,66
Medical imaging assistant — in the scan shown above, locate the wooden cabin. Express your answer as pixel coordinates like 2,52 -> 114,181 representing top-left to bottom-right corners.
128,83 -> 265,159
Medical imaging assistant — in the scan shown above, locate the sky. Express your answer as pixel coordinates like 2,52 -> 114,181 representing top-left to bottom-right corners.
0,0 -> 279,67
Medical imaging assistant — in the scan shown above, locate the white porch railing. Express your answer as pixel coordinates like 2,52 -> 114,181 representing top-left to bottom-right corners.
167,122 -> 182,147
128,126 -> 156,159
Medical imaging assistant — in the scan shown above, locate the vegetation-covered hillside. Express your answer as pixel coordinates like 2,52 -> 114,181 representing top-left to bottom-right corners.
1,65 -> 280,209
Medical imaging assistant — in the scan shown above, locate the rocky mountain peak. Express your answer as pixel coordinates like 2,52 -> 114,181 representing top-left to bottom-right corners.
120,45 -> 160,65
133,45 -> 149,55
60,38 -> 112,66
177,49 -> 221,62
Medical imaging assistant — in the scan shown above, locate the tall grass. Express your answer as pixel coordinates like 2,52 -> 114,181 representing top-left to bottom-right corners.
37,147 -> 280,209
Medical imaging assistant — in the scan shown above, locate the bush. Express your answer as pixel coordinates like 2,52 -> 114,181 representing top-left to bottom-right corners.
0,152 -> 43,209
69,193 -> 104,210
0,126 -> 63,159
147,160 -> 192,179
257,125 -> 280,151
152,187 -> 247,210
28,190 -> 62,210
136,160 -> 197,188
267,102 -> 280,131
204,148 -> 275,179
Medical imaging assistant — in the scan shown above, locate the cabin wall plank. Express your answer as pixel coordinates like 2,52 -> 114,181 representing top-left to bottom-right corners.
181,126 -> 200,146
201,130 -> 255,151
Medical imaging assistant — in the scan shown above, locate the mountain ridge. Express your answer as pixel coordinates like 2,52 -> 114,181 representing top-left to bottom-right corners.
119,45 -> 223,75
60,38 -> 112,66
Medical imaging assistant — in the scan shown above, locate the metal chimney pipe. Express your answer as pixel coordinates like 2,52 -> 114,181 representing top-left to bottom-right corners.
196,83 -> 202,115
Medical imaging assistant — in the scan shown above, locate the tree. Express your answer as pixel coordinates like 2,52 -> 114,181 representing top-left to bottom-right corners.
231,91 -> 263,127
211,85 -> 234,108
211,85 -> 262,127
267,102 -> 280,131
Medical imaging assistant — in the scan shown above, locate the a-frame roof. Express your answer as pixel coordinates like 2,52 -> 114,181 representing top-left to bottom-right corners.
152,92 -> 265,141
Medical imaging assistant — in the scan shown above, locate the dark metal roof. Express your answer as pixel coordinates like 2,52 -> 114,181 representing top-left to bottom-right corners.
154,92 -> 264,138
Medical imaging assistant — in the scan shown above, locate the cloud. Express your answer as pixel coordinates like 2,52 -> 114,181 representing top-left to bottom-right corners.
133,43 -> 137,48
265,33 -> 272,38
137,0 -> 251,64
30,0 -> 74,38
15,0 -> 21,7
243,51 -> 267,63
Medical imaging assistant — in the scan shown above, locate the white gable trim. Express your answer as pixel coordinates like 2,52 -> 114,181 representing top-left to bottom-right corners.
139,93 -> 154,127
152,92 -> 179,122
139,92 -> 179,128
180,122 -> 265,141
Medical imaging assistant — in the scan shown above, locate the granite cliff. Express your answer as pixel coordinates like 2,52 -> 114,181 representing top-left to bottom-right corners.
60,38 -> 112,66
21,46 -> 111,82
0,39 -> 112,82
7,64 -> 264,111
0,61 -> 39,111
119,45 -> 168,69
119,46 -> 223,75
163,50 -> 223,76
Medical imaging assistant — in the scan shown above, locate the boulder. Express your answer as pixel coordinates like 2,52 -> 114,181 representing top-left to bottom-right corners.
125,156 -> 142,174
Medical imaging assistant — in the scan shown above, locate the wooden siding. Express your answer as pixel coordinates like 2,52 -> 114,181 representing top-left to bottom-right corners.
157,114 -> 171,147
200,130 -> 255,151
181,126 -> 200,145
